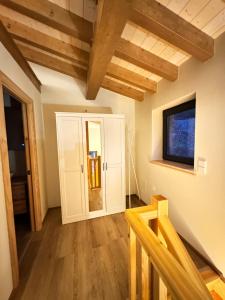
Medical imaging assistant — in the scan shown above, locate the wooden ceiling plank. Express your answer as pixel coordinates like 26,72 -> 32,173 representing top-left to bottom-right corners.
0,15 -> 89,67
130,0 -> 214,61
87,0 -> 132,100
0,21 -> 41,91
102,77 -> 144,101
0,0 -> 93,43
1,14 -> 155,92
107,62 -> 157,93
17,43 -> 143,101
17,42 -> 87,82
115,38 -> 178,81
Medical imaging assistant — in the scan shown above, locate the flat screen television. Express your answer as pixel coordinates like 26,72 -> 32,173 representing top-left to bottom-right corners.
163,99 -> 196,165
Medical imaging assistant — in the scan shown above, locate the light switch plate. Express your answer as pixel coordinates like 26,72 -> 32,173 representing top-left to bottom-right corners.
197,157 -> 207,175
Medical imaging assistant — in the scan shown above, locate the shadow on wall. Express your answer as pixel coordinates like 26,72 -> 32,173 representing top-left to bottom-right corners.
171,204 -> 216,266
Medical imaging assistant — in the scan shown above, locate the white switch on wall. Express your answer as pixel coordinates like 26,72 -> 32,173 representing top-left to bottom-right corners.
197,157 -> 207,175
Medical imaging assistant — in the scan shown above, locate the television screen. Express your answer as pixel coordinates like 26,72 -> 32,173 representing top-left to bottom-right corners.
163,100 -> 196,165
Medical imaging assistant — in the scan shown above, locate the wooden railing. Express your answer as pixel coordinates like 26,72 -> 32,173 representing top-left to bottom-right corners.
125,195 -> 213,300
88,156 -> 101,189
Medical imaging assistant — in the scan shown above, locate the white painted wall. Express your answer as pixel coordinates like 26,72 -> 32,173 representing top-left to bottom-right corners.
135,33 -> 225,275
0,43 -> 47,299
31,64 -> 137,207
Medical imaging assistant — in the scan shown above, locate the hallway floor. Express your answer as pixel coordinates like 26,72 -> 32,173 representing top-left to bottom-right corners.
11,196 -> 222,300
11,209 -> 129,300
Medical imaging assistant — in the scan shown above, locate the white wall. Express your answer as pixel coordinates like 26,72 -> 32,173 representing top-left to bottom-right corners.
31,64 -> 137,207
0,43 -> 47,299
135,33 -> 225,275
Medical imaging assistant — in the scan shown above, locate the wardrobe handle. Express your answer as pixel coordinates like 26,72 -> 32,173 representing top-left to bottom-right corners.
81,164 -> 84,173
106,162 -> 108,171
103,162 -> 105,171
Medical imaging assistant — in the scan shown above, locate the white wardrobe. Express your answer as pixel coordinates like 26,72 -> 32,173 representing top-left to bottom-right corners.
56,113 -> 125,224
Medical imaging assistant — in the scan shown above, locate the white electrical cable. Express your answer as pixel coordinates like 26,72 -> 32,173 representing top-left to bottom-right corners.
128,132 -> 131,208
127,129 -> 141,207
128,131 -> 141,201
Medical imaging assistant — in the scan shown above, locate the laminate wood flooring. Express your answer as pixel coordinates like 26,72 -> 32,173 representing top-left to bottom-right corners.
11,209 -> 129,300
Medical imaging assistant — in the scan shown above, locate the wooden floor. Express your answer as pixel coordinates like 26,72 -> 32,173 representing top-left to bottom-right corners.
11,209 -> 129,300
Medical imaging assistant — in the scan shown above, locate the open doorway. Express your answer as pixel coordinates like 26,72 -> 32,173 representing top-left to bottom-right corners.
0,72 -> 42,288
3,88 -> 34,261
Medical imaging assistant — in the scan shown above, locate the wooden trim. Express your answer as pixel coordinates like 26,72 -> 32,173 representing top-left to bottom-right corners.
0,14 -> 89,67
115,38 -> 178,81
22,104 -> 35,231
150,159 -> 196,175
0,77 -> 19,288
0,0 -> 93,44
0,21 -> 41,91
0,71 -> 43,288
102,77 -> 144,101
130,0 -> 214,61
25,103 -> 42,230
87,0 -> 132,100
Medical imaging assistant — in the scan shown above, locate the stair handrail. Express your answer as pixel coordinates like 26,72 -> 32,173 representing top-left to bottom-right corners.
125,195 -> 213,300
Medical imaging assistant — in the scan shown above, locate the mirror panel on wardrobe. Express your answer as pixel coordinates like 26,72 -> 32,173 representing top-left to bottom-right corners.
85,120 -> 104,214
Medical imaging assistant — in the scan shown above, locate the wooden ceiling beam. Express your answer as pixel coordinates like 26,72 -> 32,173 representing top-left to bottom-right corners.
0,0 -> 93,43
0,21 -> 41,91
17,43 -> 87,82
0,15 -> 89,67
115,38 -> 178,81
102,77 -> 144,102
1,15 -> 156,92
107,63 -> 157,93
87,0 -> 132,100
17,43 -> 143,101
130,0 -> 214,61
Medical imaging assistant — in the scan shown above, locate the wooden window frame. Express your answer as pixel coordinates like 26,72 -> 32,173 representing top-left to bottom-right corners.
0,71 -> 42,288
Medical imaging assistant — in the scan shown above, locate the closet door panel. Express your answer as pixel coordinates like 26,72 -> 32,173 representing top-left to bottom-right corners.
63,172 -> 84,217
62,119 -> 81,170
56,116 -> 86,224
104,117 -> 125,214
106,167 -> 123,210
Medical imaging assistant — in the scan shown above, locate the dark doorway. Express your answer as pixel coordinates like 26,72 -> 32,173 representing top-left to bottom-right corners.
3,88 -> 32,261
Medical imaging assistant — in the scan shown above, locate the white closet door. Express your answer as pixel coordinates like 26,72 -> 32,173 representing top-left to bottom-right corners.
56,116 -> 86,224
104,117 -> 125,214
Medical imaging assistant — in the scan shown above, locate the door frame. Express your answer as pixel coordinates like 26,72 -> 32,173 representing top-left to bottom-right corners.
0,71 -> 42,288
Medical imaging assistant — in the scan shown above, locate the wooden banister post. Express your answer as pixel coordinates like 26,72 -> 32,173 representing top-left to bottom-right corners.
151,195 -> 168,300
151,195 -> 168,216
141,212 -> 151,300
130,227 -> 137,300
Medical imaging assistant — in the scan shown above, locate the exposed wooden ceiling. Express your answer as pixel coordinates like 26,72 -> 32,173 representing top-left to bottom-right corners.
0,0 -> 225,101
